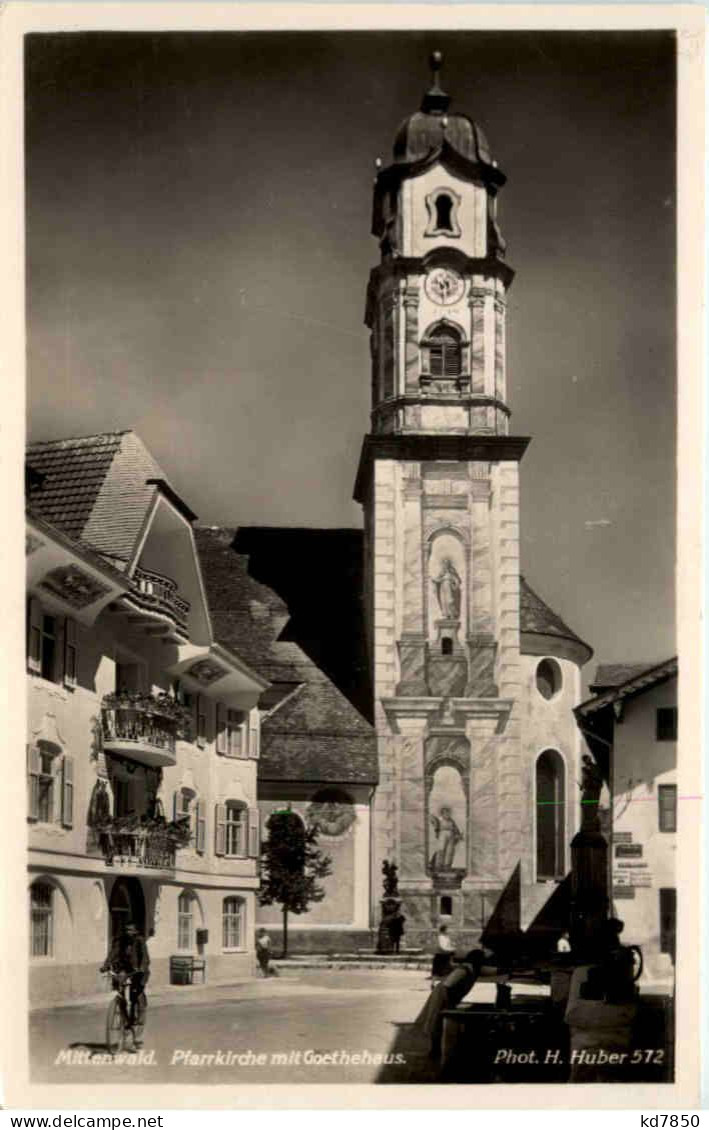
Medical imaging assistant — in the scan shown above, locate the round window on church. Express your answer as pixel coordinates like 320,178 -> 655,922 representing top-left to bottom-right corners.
536,658 -> 562,701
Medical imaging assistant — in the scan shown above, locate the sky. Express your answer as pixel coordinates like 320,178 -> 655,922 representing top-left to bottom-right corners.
25,30 -> 676,672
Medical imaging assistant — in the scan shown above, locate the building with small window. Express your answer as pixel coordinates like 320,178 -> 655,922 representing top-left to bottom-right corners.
195,527 -> 378,951
574,658 -> 678,991
26,431 -> 268,1004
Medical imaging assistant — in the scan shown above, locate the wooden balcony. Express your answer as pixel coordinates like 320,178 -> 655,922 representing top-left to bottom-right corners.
130,566 -> 190,633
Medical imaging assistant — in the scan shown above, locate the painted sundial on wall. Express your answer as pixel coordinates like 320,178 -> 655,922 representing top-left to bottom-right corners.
424,267 -> 465,306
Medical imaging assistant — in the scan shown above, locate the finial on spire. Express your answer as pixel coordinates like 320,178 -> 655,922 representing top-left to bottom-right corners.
421,50 -> 451,115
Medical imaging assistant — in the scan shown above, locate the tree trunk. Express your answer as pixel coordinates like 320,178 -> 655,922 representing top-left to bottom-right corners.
282,906 -> 288,958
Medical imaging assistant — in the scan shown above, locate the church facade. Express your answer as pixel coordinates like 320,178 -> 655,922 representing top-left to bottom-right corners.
354,57 -> 593,945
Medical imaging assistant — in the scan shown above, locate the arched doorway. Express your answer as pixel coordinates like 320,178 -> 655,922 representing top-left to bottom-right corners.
109,878 -> 146,942
536,750 -> 566,880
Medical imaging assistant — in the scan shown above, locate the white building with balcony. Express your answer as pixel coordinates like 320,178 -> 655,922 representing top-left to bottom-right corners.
26,431 -> 268,1005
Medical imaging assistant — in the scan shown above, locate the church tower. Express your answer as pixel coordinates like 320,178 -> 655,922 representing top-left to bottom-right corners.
354,55 -> 592,944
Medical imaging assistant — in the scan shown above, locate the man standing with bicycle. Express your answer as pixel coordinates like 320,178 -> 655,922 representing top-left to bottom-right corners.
101,922 -> 151,1047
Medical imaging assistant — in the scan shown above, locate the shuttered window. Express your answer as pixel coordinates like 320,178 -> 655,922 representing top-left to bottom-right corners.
216,703 -> 228,754
27,746 -> 41,821
196,800 -> 206,854
61,756 -> 74,827
248,808 -> 260,857
425,325 -> 462,378
196,695 -> 207,748
64,618 -> 78,688
249,721 -> 260,760
27,599 -> 42,674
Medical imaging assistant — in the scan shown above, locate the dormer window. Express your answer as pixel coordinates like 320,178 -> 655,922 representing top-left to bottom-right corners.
422,323 -> 463,378
425,186 -> 462,238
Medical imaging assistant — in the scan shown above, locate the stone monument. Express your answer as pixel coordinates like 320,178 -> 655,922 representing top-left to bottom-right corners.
569,754 -> 609,956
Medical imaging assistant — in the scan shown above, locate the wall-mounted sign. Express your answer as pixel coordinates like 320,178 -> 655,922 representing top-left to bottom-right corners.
616,843 -> 643,858
612,887 -> 636,900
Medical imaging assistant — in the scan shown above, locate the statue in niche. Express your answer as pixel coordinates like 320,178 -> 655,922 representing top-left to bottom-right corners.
432,558 -> 462,620
429,805 -> 463,871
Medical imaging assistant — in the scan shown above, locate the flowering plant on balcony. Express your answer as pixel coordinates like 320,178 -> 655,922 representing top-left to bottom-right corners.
94,813 -> 193,866
102,692 -> 192,729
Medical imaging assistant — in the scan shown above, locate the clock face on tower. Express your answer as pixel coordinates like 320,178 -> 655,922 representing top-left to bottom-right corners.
424,267 -> 465,306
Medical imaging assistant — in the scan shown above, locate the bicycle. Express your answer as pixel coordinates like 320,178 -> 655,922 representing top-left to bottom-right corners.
105,970 -> 146,1054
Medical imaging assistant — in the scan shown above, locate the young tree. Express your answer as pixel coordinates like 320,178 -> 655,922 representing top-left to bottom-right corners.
258,811 -> 332,957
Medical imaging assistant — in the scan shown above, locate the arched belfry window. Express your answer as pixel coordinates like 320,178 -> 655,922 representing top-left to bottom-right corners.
425,186 -> 462,238
435,194 -> 454,232
536,750 -> 566,881
423,323 -> 463,378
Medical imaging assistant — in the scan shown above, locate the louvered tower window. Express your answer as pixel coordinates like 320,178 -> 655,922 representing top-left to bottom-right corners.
425,324 -> 462,377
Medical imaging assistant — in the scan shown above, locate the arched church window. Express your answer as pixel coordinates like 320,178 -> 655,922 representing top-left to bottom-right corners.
424,324 -> 463,378
536,750 -> 565,880
435,194 -> 454,232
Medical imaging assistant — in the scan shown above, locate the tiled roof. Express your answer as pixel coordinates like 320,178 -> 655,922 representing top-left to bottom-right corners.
194,527 -> 378,786
26,432 -> 126,543
26,430 -> 174,567
590,663 -> 660,692
577,656 -> 677,717
520,576 -> 591,656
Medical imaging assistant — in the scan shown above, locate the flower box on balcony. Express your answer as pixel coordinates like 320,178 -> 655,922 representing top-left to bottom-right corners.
94,814 -> 191,870
101,692 -> 192,768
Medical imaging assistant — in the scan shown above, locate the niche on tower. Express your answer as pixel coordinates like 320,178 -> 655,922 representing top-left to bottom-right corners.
426,528 -> 468,697
425,736 -> 470,888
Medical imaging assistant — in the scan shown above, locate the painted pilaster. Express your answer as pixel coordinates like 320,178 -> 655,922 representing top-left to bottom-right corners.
397,464 -> 427,695
404,283 -> 420,392
469,285 -> 486,395
492,459 -> 525,880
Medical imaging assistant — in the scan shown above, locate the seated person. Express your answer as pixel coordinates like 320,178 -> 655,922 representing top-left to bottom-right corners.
431,924 -> 455,980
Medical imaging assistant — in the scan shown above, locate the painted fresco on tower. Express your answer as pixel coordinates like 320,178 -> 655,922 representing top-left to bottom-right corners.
427,531 -> 466,644
427,764 -> 467,873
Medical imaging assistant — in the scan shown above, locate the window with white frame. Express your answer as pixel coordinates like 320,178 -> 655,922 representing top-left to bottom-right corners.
227,710 -> 246,758
197,696 -> 207,748
225,803 -> 247,857
27,601 -> 79,687
177,891 -> 195,950
37,751 -> 55,823
28,747 -> 73,827
30,881 -> 54,958
174,789 -> 205,851
222,897 -> 244,950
